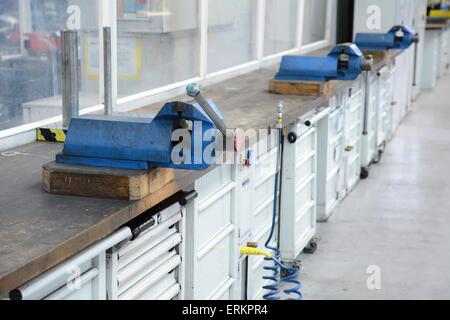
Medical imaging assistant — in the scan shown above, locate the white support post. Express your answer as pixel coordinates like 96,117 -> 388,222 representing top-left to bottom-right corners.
256,0 -> 266,60
99,0 -> 117,112
18,0 -> 32,55
325,0 -> 334,46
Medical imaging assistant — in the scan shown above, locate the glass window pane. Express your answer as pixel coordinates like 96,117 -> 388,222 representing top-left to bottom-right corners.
207,0 -> 257,73
0,0 -> 99,131
0,1 -> 20,56
302,0 -> 328,46
116,0 -> 200,97
264,0 -> 298,56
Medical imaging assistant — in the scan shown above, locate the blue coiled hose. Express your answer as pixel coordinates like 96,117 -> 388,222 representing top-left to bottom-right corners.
263,128 -> 303,301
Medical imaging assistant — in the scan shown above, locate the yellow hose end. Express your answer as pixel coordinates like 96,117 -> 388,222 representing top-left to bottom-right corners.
240,247 -> 273,258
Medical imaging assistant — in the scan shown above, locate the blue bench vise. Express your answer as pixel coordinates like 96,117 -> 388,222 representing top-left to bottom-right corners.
355,25 -> 419,51
56,99 -> 224,171
275,43 -> 372,82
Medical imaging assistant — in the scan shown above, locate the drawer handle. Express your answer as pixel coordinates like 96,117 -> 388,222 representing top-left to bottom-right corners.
390,101 -> 397,107
345,146 -> 354,152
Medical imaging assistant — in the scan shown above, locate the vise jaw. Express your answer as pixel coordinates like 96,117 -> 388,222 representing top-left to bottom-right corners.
355,25 -> 419,51
56,101 -> 223,171
275,43 -> 372,82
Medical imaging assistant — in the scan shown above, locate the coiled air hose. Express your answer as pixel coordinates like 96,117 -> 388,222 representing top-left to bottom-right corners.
241,102 -> 303,300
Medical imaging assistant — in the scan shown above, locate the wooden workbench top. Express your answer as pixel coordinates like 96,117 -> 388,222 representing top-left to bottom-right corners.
0,48 -> 398,297
132,64 -> 328,130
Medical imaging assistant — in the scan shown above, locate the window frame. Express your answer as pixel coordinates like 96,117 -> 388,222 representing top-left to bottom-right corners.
0,0 -> 335,144
299,0 -> 333,52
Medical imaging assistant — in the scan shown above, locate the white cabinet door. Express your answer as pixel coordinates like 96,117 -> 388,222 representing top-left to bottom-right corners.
246,138 -> 279,300
412,0 -> 427,99
280,121 -> 318,260
317,96 -> 346,222
376,66 -> 394,145
361,74 -> 379,169
421,30 -> 439,90
184,165 -> 239,300
344,80 -> 364,191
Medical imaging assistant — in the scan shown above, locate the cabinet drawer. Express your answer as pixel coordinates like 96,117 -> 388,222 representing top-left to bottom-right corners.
327,136 -> 344,174
111,204 -> 184,301
370,81 -> 377,93
197,185 -> 234,249
196,165 -> 234,202
296,151 -> 315,185
295,128 -> 316,162
253,148 -> 277,210
348,122 -> 362,143
348,90 -> 363,110
119,251 -> 182,300
345,139 -> 361,164
248,222 -> 278,300
326,172 -> 339,210
295,202 -> 315,248
345,141 -> 361,189
252,196 -> 275,238
196,230 -> 234,300
329,108 -> 345,138
347,158 -> 360,185
118,212 -> 182,269
348,104 -> 362,125
137,274 -> 181,300
295,175 -> 315,211
117,232 -> 182,294
254,148 -> 277,179
216,289 -> 232,300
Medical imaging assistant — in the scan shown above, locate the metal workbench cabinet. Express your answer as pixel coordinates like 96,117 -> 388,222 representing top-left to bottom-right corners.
280,116 -> 320,260
344,80 -> 364,190
9,202 -> 187,301
316,96 -> 347,221
106,203 -> 185,300
10,229 -> 132,300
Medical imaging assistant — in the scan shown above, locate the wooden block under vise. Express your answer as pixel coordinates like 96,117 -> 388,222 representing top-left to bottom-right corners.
269,79 -> 334,98
42,162 -> 175,201
361,49 -> 393,66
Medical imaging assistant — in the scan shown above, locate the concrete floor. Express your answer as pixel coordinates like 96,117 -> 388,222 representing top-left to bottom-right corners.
300,75 -> 450,300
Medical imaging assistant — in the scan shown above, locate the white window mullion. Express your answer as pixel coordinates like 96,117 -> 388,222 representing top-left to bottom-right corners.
256,0 -> 266,60
18,0 -> 32,55
299,0 -> 333,52
199,0 -> 209,78
110,0 -> 118,112
324,0 -> 333,45
98,1 -> 104,106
